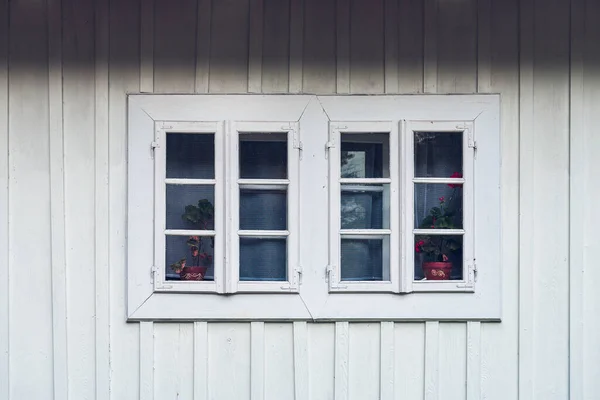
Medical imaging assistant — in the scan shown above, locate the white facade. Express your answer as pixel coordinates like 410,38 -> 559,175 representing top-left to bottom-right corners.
1,0 -> 599,399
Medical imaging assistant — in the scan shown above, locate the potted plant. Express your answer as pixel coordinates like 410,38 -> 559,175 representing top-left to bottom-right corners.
170,199 -> 214,281
414,173 -> 463,280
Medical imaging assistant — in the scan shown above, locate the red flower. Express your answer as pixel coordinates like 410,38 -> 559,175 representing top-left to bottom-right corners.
448,172 -> 463,188
415,240 -> 425,253
439,196 -> 445,203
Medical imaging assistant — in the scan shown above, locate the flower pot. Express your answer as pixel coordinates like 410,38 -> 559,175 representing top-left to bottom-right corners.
422,262 -> 452,280
180,266 -> 208,281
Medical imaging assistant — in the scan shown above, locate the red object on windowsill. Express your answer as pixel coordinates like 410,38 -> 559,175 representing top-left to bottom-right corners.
422,262 -> 452,280
180,266 -> 208,281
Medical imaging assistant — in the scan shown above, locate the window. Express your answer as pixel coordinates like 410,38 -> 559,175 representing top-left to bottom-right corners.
128,95 -> 501,321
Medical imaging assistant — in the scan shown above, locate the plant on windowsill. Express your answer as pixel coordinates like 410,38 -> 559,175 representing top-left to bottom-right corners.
170,199 -> 214,281
414,173 -> 463,280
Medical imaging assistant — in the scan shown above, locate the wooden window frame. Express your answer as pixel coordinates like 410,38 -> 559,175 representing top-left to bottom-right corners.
127,94 -> 501,321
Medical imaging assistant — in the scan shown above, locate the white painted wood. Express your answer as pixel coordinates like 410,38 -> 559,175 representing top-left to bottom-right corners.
48,0 -> 69,398
94,0 -> 110,398
262,0 -> 291,93
438,323 -> 466,400
108,1 -> 143,398
208,323 -> 251,400
293,321 -> 309,400
0,0 -> 7,396
423,0 -> 437,93
334,322 -> 349,400
349,0 -> 385,94
264,323 -> 294,400
384,0 -> 398,94
395,323 -> 425,400
251,322 -> 265,400
335,0 -> 350,94
379,321 -> 394,399
154,323 -> 194,399
139,321 -> 154,400
398,0 -> 424,93
248,0 -> 264,93
288,0 -> 304,93
348,323 -> 380,400
209,0 -> 250,93
424,321 -> 439,400
303,0 -> 336,93
195,0 -> 212,93
466,321 -> 481,400
140,0 -> 154,93
193,322 -> 209,400
308,324 -> 335,400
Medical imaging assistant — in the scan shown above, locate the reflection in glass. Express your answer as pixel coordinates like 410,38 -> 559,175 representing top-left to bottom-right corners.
240,238 -> 287,281
414,183 -> 463,230
166,235 -> 214,281
414,131 -> 462,178
239,133 -> 287,179
341,184 -> 389,229
240,188 -> 287,230
414,235 -> 463,280
341,237 -> 389,281
341,133 -> 389,178
166,133 -> 215,179
166,185 -> 214,230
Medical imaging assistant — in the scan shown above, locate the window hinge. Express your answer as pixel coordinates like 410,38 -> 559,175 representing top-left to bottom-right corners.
150,141 -> 159,159
151,265 -> 158,284
295,265 -> 303,285
326,265 -> 348,289
293,140 -> 303,151
472,263 -> 478,282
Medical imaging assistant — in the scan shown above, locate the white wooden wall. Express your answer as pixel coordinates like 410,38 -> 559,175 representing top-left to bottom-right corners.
0,0 -> 599,399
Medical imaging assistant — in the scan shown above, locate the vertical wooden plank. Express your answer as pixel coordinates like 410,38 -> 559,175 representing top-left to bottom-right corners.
480,0 -> 519,398
466,321 -> 481,400
438,323 -> 466,400
193,322 -> 209,400
139,322 -> 154,400
208,323 -> 251,400
209,0 -> 250,93
0,0 -> 8,396
288,0 -> 303,93
384,0 -> 399,93
155,324 -> 194,399
335,0 -> 350,94
395,323 -> 425,400
518,0 -> 535,397
109,0 -> 141,398
262,0 -> 291,93
424,321 -> 439,400
95,0 -> 110,398
195,0 -> 212,93
398,0 -> 423,93
62,0 -> 96,397
293,321 -> 309,400
48,0 -> 69,399
334,321 -> 349,400
349,0 -> 385,94
423,0 -> 437,93
248,0 -> 264,93
264,324 -> 294,400
436,0 -> 478,93
303,0 -> 336,93
308,323 -> 335,400
139,0 -> 154,93
251,322 -> 265,400
154,0 -> 197,92
380,322 -> 394,399
348,323 -> 380,400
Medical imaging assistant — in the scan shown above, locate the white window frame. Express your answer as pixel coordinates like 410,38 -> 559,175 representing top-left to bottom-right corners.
127,94 -> 501,321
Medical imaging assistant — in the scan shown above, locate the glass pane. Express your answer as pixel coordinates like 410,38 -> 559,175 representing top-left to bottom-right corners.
414,183 -> 463,229
166,185 -> 214,230
240,188 -> 287,230
165,235 -> 214,281
341,237 -> 390,281
341,184 -> 389,229
240,238 -> 287,281
341,133 -> 389,178
414,235 -> 463,280
414,131 -> 462,178
239,133 -> 287,179
166,133 -> 215,179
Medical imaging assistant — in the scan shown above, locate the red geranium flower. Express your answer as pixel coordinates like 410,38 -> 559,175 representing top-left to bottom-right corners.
448,172 -> 463,188
415,240 -> 425,253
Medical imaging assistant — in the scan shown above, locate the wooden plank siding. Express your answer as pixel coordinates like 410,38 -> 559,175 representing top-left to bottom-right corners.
0,0 -> 598,399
